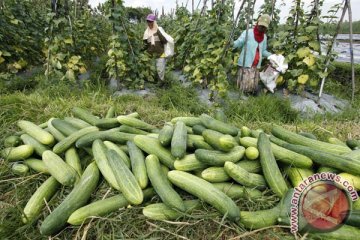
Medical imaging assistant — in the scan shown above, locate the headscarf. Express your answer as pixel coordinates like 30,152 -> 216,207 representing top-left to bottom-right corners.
143,21 -> 159,46
253,24 -> 265,43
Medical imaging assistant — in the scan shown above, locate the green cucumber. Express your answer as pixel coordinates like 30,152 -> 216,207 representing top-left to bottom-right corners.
317,166 -> 340,173
212,183 -> 262,200
22,176 -> 60,223
192,124 -> 207,135
40,162 -> 99,236
201,167 -> 231,182
1,145 -> 34,162
240,206 -> 280,229
4,135 -> 22,147
72,107 -> 99,125
127,141 -> 148,189
158,122 -> 174,147
168,170 -> 240,221
103,141 -> 131,168
344,149 -> 360,161
51,119 -> 79,136
171,121 -> 187,159
17,120 -> 55,146
285,167 -> 314,187
309,224 -> 360,240
47,118 -> 66,141
42,150 -> 79,187
187,134 -> 213,150
346,139 -> 360,149
298,132 -> 317,140
95,118 -> 120,129
64,117 -> 92,129
200,114 -> 238,136
338,173 -> 360,190
195,146 -> 245,166
105,106 -> 116,118
174,154 -> 207,171
75,130 -> 135,148
117,115 -> 155,131
53,126 -> 99,154
258,133 -> 288,197
68,188 -> 155,225
202,129 -> 236,152
11,163 -> 29,176
143,199 -> 200,221
24,158 -> 49,174
107,149 -> 143,204
119,125 -> 148,135
236,160 -> 262,173
134,135 -> 175,169
214,108 -> 227,122
65,148 -> 82,176
20,134 -> 49,156
171,116 -> 201,127
146,155 -> 185,211
224,162 -> 267,189
328,137 -> 348,147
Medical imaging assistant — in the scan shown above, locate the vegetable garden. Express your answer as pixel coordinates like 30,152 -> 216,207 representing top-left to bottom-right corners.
1,0 -> 360,239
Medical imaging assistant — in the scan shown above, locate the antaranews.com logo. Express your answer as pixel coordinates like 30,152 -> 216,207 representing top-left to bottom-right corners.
290,172 -> 359,234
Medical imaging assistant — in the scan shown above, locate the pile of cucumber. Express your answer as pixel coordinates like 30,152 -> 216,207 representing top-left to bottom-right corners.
2,106 -> 360,237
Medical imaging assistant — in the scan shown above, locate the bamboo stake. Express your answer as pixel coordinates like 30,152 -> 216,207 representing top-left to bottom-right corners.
239,0 -> 252,89
111,0 -> 119,87
348,0 -> 355,103
192,0 -> 194,14
318,0 -> 348,100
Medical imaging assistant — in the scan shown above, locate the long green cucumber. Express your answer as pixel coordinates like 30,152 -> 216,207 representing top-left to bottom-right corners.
171,116 -> 201,127
309,225 -> 360,240
40,162 -> 99,236
343,149 -> 360,161
187,134 -> 213,150
212,183 -> 262,200
236,160 -> 262,173
286,167 -> 314,187
202,129 -> 236,152
22,177 -> 60,223
240,137 -> 313,168
117,115 -> 156,131
20,134 -> 49,156
4,135 -> 22,147
47,118 -> 66,141
146,155 -> 185,211
105,106 -> 116,118
134,135 -> 175,169
200,114 -> 238,136
72,107 -> 99,125
143,199 -> 200,221
17,120 -> 55,145
24,158 -> 49,174
195,146 -> 245,166
107,149 -> 143,205
1,145 -> 34,162
258,133 -> 288,197
127,141 -> 148,189
51,119 -> 79,136
42,150 -> 79,187
158,122 -> 174,147
171,121 -> 187,159
95,118 -> 120,129
53,126 -> 99,154
64,117 -> 92,129
224,162 -> 267,189
103,141 -> 131,168
192,124 -> 207,135
119,125 -> 149,135
76,130 -> 135,148
65,148 -> 82,176
174,154 -> 207,171
201,167 -> 231,182
167,170 -> 240,221
67,188 -> 155,225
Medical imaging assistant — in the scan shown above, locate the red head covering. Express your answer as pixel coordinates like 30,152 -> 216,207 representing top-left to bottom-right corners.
253,24 -> 265,43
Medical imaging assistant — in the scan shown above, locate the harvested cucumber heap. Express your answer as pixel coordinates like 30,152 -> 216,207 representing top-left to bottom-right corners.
2,107 -> 360,237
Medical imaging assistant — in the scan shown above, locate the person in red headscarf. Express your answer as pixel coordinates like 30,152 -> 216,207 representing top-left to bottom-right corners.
233,14 -> 273,94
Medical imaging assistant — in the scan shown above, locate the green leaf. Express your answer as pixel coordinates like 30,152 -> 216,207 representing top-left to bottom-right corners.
10,19 -> 19,25
289,69 -> 303,77
305,26 -> 317,33
296,47 -> 311,58
0,56 -> 5,64
64,38 -> 73,44
297,36 -> 309,43
309,41 -> 320,51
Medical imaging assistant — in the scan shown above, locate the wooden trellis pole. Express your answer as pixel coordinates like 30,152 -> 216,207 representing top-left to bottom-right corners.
348,0 -> 355,103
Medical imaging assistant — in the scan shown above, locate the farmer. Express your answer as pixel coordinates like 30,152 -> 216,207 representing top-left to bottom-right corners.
233,14 -> 272,94
143,14 -> 168,86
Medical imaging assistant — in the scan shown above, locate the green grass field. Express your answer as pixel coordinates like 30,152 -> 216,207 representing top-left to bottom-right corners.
0,71 -> 359,239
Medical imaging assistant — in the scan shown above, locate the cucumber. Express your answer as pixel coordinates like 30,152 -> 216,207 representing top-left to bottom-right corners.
201,167 -> 231,182
72,106 -> 99,125
146,155 -> 185,211
328,137 -> 348,147
22,177 -> 60,223
53,126 -> 99,154
186,126 -> 193,134
95,118 -> 120,129
241,126 -> 252,137
117,115 -> 156,131
20,134 -> 49,156
134,135 -> 175,169
236,160 -> 262,173
353,199 -> 360,210
68,188 -> 155,225
214,108 -> 227,123
51,119 -> 79,136
158,122 -> 174,147
127,141 -> 148,189
168,170 -> 240,221
174,154 -> 207,171
11,163 -> 29,176
105,106 -> 116,118
42,150 -> 79,187
92,140 -> 121,190
258,133 -> 288,197
240,206 -> 280,229
64,117 -> 92,129
4,135 -> 22,147
346,210 -> 360,228
107,149 -> 143,205
40,162 -> 100,236
298,132 -> 317,140
202,129 -> 236,152
224,162 -> 267,189
317,166 -> 340,174
126,112 -> 139,118
143,199 -> 200,221
338,173 -> 360,190
346,139 -> 360,149
75,130 -> 135,148
24,158 -> 49,174
212,183 -> 262,200
119,125 -> 148,135
195,146 -> 245,166
1,145 -> 34,162
200,114 -> 238,136
17,120 -> 55,146
285,167 -> 314,187
240,137 -> 313,168
187,134 -> 213,150
65,148 -> 82,176
272,124 -> 352,155
343,149 -> 360,161
103,141 -> 131,168
171,121 -> 187,159
47,118 -> 66,141
192,124 -> 206,135
309,224 -> 360,240
171,116 -> 201,127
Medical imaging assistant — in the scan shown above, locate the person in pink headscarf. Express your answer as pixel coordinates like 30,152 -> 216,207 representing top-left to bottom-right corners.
143,14 -> 168,86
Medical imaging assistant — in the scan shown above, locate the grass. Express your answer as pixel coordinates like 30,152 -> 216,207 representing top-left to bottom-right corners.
0,73 -> 360,239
